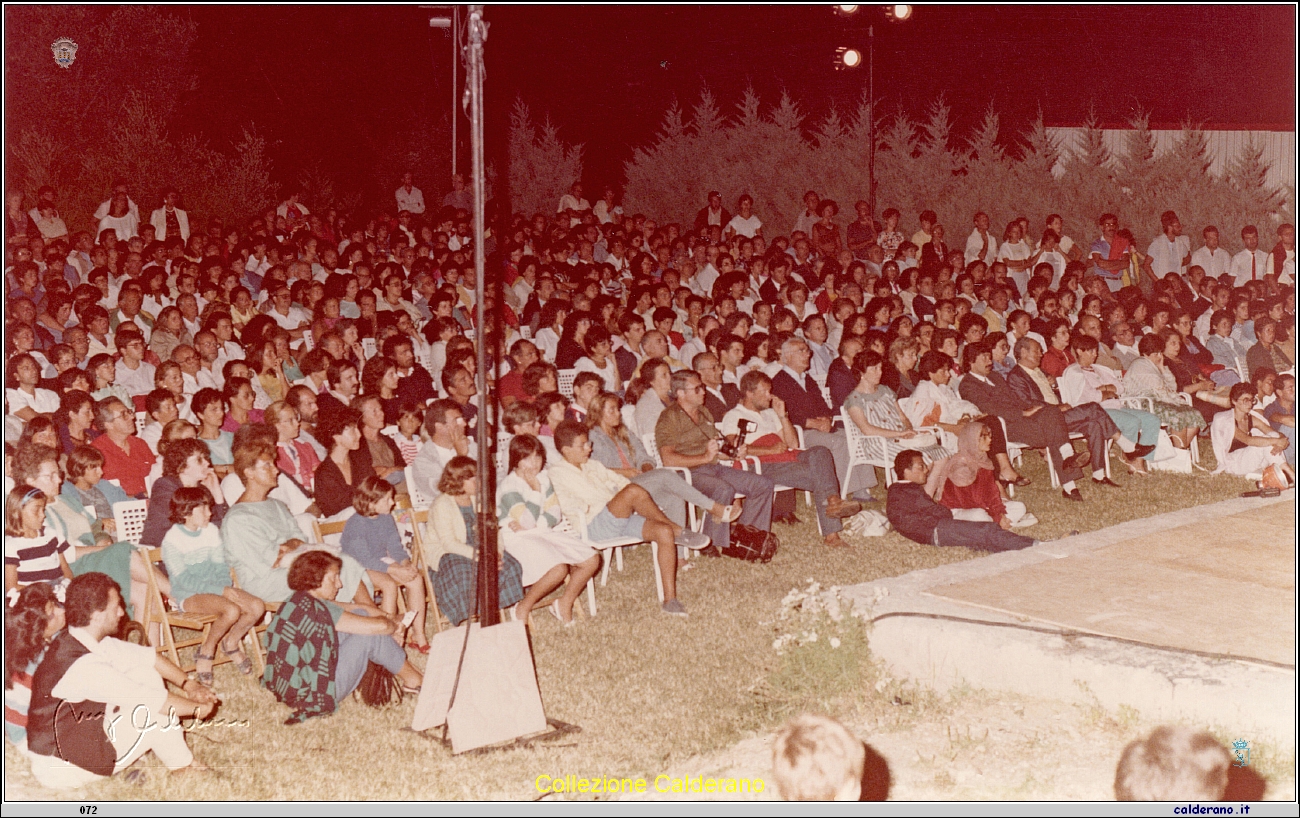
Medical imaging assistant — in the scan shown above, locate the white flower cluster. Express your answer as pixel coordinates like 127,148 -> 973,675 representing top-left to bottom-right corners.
771,580 -> 869,654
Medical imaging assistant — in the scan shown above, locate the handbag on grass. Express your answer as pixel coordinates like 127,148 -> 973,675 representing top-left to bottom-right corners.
720,523 -> 779,563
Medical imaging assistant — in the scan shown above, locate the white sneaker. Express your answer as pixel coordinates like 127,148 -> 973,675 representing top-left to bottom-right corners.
1010,513 -> 1039,529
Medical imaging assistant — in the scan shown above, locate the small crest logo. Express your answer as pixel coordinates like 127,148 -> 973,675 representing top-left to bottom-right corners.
1231,738 -> 1250,768
51,37 -> 79,69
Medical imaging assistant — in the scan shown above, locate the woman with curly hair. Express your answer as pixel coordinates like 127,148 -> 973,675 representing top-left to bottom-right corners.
4,582 -> 65,748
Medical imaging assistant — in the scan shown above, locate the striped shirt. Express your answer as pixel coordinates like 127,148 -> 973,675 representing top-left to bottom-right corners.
4,528 -> 70,585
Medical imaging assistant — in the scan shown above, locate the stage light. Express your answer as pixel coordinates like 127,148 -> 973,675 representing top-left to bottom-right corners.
833,4 -> 860,15
839,47 -> 862,68
885,5 -> 913,22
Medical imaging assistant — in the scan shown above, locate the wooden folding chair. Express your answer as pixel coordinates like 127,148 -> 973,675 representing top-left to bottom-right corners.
135,547 -> 266,678
398,500 -> 449,633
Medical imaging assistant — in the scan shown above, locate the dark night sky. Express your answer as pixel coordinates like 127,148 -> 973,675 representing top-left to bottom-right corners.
178,5 -> 1296,201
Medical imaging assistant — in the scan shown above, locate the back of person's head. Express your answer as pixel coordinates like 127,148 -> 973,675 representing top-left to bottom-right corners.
502,400 -> 540,435
1114,726 -> 1230,801
772,714 -> 866,801
287,550 -> 343,593
64,571 -> 121,629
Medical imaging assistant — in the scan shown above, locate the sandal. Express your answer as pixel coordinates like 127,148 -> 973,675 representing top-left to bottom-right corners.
548,601 -> 576,628
405,640 -> 431,655
194,652 -> 216,686
221,641 -> 253,676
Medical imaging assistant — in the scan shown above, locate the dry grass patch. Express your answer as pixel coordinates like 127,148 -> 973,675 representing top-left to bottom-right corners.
5,448 -> 1259,800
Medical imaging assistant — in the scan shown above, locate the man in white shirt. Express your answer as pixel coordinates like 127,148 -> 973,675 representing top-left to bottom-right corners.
964,211 -> 998,267
1230,225 -> 1269,287
375,273 -> 422,324
1190,225 -> 1232,280
1142,210 -> 1192,285
791,190 -> 821,238
394,172 -> 425,215
28,573 -> 216,789
556,181 -> 590,227
725,194 -> 763,239
114,333 -> 156,398
92,181 -> 139,222
719,370 -> 860,545
266,285 -> 311,339
409,400 -> 472,503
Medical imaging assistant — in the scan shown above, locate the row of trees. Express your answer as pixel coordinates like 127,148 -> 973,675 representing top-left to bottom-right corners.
512,85 -> 1294,252
6,7 -> 278,236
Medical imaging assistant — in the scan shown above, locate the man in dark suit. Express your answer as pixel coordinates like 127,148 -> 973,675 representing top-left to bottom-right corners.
1005,337 -> 1123,490
958,340 -> 1089,501
770,335 -> 874,501
693,191 -> 732,236
695,352 -> 736,419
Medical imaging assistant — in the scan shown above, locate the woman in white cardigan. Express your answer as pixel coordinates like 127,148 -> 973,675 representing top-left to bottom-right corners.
425,455 -> 524,626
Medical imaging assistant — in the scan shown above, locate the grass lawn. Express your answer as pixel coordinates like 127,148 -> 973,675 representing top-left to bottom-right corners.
5,448 -> 1268,801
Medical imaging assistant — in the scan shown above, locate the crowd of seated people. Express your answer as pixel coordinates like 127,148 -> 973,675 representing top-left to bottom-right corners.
3,175 -> 1295,784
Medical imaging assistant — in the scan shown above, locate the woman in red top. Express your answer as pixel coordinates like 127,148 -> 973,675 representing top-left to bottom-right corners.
1040,318 -> 1075,379
925,422 -> 1036,531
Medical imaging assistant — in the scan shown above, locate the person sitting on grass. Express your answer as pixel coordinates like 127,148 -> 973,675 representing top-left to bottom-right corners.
924,422 -> 1037,530
340,476 -> 428,653
27,572 -> 218,788
886,450 -> 1036,552
4,582 -> 65,749
160,486 -> 265,685
425,455 -> 525,626
548,420 -> 708,618
263,550 -> 422,725
772,713 -> 866,801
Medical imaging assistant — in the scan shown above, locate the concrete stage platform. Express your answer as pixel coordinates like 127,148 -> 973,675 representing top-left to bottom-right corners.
843,494 -> 1296,747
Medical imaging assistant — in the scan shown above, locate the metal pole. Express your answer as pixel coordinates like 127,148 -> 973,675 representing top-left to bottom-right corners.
465,4 -> 498,627
868,24 -> 875,222
451,5 -> 459,178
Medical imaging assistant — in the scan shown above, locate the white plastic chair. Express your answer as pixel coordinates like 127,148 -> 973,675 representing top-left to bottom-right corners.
361,337 -> 377,360
112,500 -> 149,545
560,512 -> 657,612
840,406 -> 897,488
404,465 -> 433,509
640,432 -> 703,544
550,516 -> 612,618
301,328 -> 315,351
557,368 -> 577,398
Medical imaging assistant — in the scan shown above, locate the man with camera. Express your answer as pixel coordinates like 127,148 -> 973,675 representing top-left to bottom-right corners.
656,369 -> 775,555
721,371 -> 862,547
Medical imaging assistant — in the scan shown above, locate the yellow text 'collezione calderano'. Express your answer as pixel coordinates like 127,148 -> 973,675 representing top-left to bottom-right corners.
535,773 -> 766,795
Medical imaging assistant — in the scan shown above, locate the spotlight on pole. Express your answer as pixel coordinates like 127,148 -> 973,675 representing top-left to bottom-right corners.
836,46 -> 862,69
885,4 -> 913,22
833,4 -> 860,15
